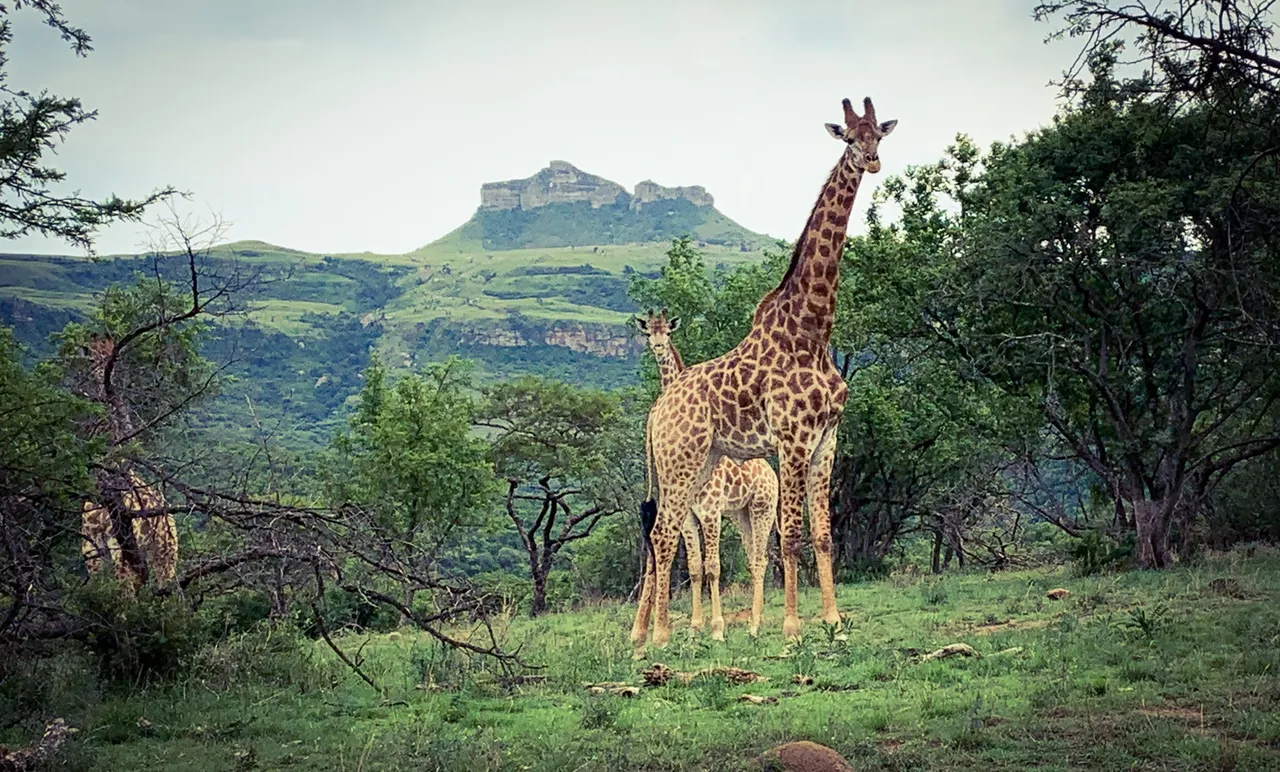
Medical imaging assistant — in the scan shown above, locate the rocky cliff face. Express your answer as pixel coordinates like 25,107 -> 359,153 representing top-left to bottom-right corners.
478,161 -> 714,212
630,180 -> 714,209
459,320 -> 641,359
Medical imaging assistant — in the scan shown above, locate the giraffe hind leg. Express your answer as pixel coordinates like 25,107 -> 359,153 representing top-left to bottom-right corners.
682,512 -> 705,632
807,426 -> 841,626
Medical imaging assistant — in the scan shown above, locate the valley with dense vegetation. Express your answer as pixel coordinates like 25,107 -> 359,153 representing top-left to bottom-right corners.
3,2 -> 1280,770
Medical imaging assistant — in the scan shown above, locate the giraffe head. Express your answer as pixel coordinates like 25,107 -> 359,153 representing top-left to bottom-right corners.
85,333 -> 115,368
630,308 -> 681,365
825,96 -> 897,174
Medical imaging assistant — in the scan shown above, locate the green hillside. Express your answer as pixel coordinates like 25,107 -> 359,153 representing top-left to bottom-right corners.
0,163 -> 777,448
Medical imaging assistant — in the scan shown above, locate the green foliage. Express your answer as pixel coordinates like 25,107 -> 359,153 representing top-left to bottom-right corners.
53,271 -> 217,451
323,356 -> 496,549
1069,530 -> 1135,576
579,693 -> 622,729
627,235 -> 786,384
192,627 -> 337,691
67,578 -> 207,685
475,197 -> 753,251
483,376 -> 624,482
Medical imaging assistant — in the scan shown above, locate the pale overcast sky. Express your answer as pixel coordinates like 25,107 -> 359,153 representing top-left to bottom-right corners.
6,0 -> 1075,257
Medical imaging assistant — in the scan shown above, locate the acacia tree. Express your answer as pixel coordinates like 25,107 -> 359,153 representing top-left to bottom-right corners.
0,3 -> 173,251
480,377 -> 640,616
876,59 -> 1280,568
322,357 -> 496,618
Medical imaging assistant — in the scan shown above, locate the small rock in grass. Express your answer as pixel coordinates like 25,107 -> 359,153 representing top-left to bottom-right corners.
1047,588 -> 1071,600
756,740 -> 855,772
920,643 -> 980,662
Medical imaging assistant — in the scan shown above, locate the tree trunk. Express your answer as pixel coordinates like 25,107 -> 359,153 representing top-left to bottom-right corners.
1132,498 -> 1173,569
530,567 -> 548,617
930,529 -> 943,574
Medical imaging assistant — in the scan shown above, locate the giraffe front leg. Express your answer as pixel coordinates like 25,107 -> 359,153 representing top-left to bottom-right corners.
649,518 -> 681,651
808,426 -> 841,626
681,512 -> 705,632
778,448 -> 811,640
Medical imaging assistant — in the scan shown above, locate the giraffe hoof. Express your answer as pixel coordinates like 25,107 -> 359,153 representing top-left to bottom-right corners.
748,626 -> 761,639
711,618 -> 725,641
823,611 -> 842,626
632,648 -> 647,661
783,616 -> 802,640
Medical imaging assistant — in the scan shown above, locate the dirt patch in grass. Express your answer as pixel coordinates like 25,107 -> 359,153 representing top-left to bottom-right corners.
969,618 -> 1051,635
1136,706 -> 1205,722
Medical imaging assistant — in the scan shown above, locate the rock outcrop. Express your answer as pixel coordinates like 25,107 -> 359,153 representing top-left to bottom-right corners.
480,161 -> 626,211
631,180 -> 713,209
478,161 -> 714,213
459,321 -> 641,359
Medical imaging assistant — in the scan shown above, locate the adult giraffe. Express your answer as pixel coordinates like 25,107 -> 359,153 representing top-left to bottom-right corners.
631,96 -> 896,655
631,308 -> 779,638
77,333 -> 179,589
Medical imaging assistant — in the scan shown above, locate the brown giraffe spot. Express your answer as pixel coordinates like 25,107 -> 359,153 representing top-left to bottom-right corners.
738,391 -> 752,408
809,390 -> 824,412
818,244 -> 831,257
804,241 -> 817,257
825,263 -> 838,281
813,210 -> 825,225
797,371 -> 814,389
711,373 -> 723,389
824,185 -> 836,200
786,318 -> 798,335
820,228 -> 832,239
833,214 -> 848,227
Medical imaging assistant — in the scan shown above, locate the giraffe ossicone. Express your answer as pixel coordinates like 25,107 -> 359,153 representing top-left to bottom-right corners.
631,96 -> 896,657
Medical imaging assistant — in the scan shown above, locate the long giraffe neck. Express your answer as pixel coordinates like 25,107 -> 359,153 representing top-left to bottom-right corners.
652,344 -> 685,390
754,148 -> 864,341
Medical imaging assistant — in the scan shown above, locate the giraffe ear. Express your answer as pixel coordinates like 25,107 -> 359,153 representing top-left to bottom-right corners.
630,315 -> 648,333
668,316 -> 681,332
878,119 -> 898,137
825,123 -> 847,141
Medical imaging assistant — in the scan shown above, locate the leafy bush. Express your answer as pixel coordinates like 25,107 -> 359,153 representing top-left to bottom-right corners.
68,578 -> 206,685
1069,530 -> 1134,576
192,626 -> 336,691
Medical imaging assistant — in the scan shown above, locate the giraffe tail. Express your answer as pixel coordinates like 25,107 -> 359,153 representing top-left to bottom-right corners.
640,417 -> 658,574
639,498 -> 658,576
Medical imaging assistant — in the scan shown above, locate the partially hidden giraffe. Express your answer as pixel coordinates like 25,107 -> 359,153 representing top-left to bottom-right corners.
631,97 -> 896,655
631,309 -> 779,638
78,334 -> 179,589
82,467 -> 178,588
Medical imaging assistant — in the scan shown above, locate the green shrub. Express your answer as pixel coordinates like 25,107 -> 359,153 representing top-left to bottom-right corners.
68,578 -> 206,685
192,626 -> 334,691
1069,530 -> 1134,576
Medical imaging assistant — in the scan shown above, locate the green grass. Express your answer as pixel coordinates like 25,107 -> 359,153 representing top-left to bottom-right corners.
0,286 -> 97,311
29,548 -> 1280,771
245,299 -> 348,336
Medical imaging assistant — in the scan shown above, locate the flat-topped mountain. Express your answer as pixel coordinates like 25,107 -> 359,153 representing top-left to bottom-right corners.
456,161 -> 766,251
